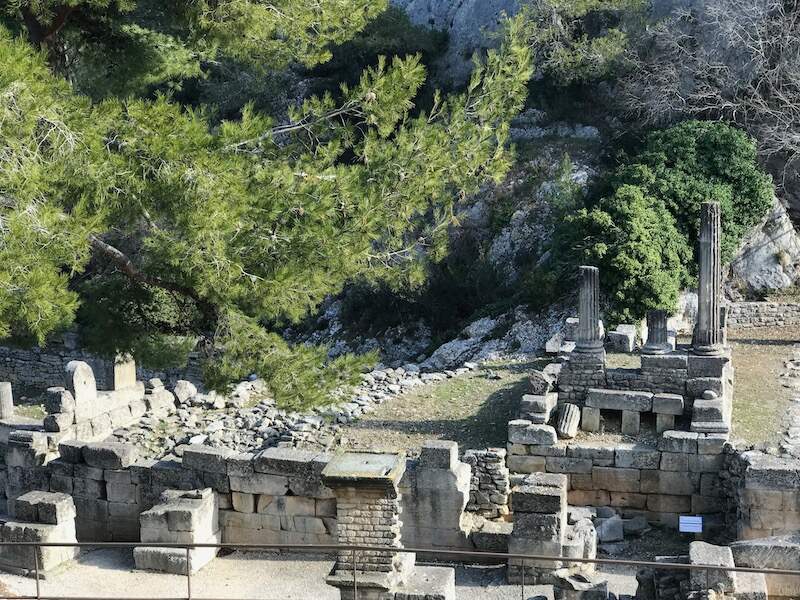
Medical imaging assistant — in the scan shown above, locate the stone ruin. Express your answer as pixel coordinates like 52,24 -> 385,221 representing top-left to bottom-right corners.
0,201 -> 798,599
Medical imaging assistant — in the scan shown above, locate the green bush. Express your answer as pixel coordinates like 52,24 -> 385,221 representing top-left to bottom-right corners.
549,120 -> 773,324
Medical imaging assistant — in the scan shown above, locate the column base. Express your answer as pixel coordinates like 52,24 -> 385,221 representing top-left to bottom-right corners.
574,340 -> 605,356
691,344 -> 726,357
641,342 -> 672,356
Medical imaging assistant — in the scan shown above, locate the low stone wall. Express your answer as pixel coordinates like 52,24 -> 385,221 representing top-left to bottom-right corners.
507,432 -> 729,529
733,451 -> 800,540
727,301 -> 800,329
0,342 -> 203,396
463,448 -> 510,519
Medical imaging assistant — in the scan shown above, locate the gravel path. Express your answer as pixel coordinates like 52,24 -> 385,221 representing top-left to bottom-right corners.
0,549 -> 560,600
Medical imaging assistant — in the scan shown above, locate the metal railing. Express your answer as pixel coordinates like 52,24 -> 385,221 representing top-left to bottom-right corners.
1,541 -> 799,600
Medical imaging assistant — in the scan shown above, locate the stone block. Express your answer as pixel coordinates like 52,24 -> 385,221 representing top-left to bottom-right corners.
568,489 -> 610,506
693,398 -> 725,423
652,393 -> 684,415
641,353 -> 688,371
615,445 -> 660,470
257,495 -> 315,516
743,452 -> 800,490
253,447 -> 320,476
83,442 -> 138,469
660,453 -> 689,472
691,495 -> 722,514
44,412 -> 74,433
697,434 -> 728,455
545,457 -> 592,474
592,467 -> 639,493
567,444 -> 614,466
107,482 -> 137,504
109,406 -> 133,428
229,472 -> 288,495
74,463 -> 104,481
740,488 -> 784,510
506,455 -> 545,474
687,377 -> 725,399
183,445 -> 236,474
640,470 -> 697,496
508,421 -> 557,446
513,512 -> 565,540
527,370 -> 554,395
113,354 -> 137,390
606,330 -> 635,353
658,431 -> 699,454
646,494 -> 691,513
44,387 -> 75,415
689,454 -> 725,473
555,403 -> 580,439
621,410 -> 641,435
419,440 -> 458,470
585,389 -> 652,412
656,414 -> 675,434
581,407 -> 601,432
687,354 -> 730,378
734,572 -> 768,600
689,541 -> 737,593
232,491 -> 256,513
609,492 -> 647,509
57,439 -> 85,463
72,477 -> 106,499
129,398 -> 147,419
511,484 -> 566,514
596,515 -> 624,542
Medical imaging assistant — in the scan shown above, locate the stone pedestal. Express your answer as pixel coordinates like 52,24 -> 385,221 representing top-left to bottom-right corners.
693,203 -> 725,356
642,310 -> 672,355
575,266 -> 604,357
323,451 -> 414,599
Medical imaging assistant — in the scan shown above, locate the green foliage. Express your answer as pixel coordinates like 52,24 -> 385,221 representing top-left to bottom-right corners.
203,311 -> 376,411
548,120 -> 773,324
522,0 -> 645,85
0,10 -> 533,407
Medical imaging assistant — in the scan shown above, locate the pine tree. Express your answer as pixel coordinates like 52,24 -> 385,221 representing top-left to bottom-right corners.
0,4 -> 533,408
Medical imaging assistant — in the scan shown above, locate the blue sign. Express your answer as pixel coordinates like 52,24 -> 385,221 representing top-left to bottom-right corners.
679,515 -> 703,533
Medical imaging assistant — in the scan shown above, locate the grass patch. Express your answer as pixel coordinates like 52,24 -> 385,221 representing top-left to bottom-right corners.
14,403 -> 45,420
339,358 -> 550,455
729,326 -> 797,445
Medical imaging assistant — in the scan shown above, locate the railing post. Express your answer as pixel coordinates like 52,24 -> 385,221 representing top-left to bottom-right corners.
186,546 -> 192,600
33,544 -> 41,600
352,548 -> 358,600
521,557 -> 525,600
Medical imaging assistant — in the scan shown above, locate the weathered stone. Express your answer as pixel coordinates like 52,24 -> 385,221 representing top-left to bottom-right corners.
586,389 -> 652,412
65,360 -> 97,421
591,467 -> 639,493
595,515 -> 624,542
173,380 -> 198,403
621,410 -> 641,435
528,370 -> 554,395
113,354 -> 137,390
658,431 -> 699,454
615,446 -> 660,470
419,440 -> 458,470
656,414 -> 675,434
0,381 -> 13,419
508,420 -> 557,446
581,407 -> 601,432
689,541 -> 737,593
555,403 -> 580,439
82,442 -> 138,469
652,393 -> 684,416
43,412 -> 73,433
182,445 -> 236,474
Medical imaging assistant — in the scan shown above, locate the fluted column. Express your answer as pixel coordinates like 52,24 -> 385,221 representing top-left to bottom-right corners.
575,266 -> 604,355
693,202 -> 724,356
0,382 -> 13,419
642,309 -> 671,355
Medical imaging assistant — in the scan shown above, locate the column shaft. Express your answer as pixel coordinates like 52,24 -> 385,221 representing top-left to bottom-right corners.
693,202 -> 724,355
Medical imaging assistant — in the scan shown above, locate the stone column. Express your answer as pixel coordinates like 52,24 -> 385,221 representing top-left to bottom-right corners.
642,310 -> 671,355
693,202 -> 724,356
574,266 -> 603,355
0,382 -> 13,419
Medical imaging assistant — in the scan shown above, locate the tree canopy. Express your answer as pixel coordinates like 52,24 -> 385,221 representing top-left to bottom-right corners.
0,3 -> 534,408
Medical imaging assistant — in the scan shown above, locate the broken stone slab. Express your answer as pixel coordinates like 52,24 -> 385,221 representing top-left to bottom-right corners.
585,389 -> 653,412
82,442 -> 138,469
689,541 -> 737,593
508,420 -> 558,446
13,491 -> 76,525
606,330 -> 635,353
528,369 -> 555,395
595,515 -> 623,543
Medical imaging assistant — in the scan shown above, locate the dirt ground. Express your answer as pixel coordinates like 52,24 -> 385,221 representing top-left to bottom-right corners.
728,325 -> 798,445
340,358 -> 549,455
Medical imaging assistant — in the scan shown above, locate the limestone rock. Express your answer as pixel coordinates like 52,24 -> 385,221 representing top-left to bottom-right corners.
555,404 -> 580,439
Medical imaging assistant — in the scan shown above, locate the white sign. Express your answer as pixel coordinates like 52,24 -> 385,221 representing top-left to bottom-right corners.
679,515 -> 703,533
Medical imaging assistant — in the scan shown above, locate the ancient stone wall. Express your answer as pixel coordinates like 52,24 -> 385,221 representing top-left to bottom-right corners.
0,341 -> 203,396
727,301 -> 800,328
507,433 -> 729,529
463,448 -> 510,519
